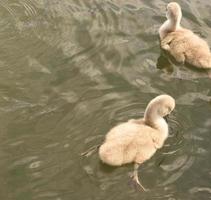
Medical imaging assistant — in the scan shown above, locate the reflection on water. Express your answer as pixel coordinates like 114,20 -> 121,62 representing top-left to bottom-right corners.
0,0 -> 211,199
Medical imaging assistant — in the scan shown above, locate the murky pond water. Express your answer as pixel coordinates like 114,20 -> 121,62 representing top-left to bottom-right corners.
0,0 -> 211,199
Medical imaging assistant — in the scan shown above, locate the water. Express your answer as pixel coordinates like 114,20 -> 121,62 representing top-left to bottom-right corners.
0,0 -> 211,199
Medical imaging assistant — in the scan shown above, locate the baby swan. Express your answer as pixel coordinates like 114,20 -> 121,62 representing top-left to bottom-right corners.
99,95 -> 175,191
159,2 -> 211,69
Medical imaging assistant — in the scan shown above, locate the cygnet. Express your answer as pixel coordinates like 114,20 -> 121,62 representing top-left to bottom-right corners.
159,2 -> 211,69
99,95 -> 175,191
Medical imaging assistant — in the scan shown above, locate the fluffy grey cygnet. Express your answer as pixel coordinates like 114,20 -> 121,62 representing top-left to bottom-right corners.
99,95 -> 175,191
159,2 -> 211,69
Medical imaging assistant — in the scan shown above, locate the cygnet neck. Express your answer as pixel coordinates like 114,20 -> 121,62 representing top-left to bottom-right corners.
159,12 -> 182,39
144,104 -> 168,135
168,14 -> 181,31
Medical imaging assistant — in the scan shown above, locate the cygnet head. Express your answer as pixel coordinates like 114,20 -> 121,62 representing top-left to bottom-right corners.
166,2 -> 182,23
144,95 -> 175,122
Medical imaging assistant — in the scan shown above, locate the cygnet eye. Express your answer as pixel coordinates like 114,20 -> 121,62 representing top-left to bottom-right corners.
168,107 -> 172,113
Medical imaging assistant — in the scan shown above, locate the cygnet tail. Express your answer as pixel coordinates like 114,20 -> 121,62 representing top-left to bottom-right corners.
189,54 -> 211,69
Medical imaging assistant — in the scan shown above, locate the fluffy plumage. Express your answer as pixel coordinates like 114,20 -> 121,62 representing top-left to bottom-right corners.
99,95 -> 175,190
159,2 -> 211,69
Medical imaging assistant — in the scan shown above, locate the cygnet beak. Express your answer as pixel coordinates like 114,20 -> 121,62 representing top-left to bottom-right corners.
164,114 -> 169,122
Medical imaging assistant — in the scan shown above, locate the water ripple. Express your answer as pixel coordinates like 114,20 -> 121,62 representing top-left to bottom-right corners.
0,0 -> 210,199
20,0 -> 37,17
154,107 -> 195,188
0,0 -> 16,17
